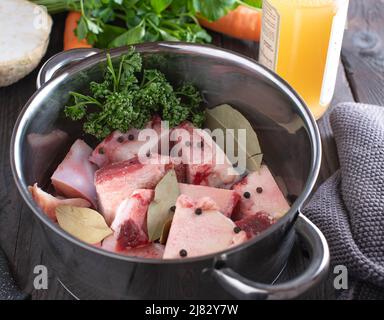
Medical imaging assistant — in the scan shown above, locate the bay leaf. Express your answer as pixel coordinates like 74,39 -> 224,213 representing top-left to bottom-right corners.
56,205 -> 113,244
247,153 -> 263,172
205,104 -> 263,171
147,170 -> 180,241
159,216 -> 173,245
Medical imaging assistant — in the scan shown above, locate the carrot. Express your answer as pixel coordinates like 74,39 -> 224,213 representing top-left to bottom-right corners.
64,11 -> 92,50
198,5 -> 262,42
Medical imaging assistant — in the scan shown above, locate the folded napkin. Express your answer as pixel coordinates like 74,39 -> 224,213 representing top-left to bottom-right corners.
303,103 -> 384,300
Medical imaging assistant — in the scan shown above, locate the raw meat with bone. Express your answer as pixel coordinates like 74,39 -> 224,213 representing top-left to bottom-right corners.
232,165 -> 290,220
235,212 -> 276,238
95,154 -> 183,224
163,195 -> 247,259
28,183 -> 91,221
90,116 -> 168,168
51,139 -> 98,207
178,183 -> 240,217
102,235 -> 164,259
111,189 -> 154,249
27,129 -> 69,183
171,122 -> 239,188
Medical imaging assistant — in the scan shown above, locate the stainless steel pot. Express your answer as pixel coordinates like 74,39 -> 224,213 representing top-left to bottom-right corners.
11,43 -> 328,300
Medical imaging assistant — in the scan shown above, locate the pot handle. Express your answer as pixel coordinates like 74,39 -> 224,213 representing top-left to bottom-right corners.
211,213 -> 330,300
36,48 -> 102,89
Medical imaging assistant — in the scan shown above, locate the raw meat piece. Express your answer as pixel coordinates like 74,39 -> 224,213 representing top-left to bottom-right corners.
171,122 -> 239,188
232,165 -> 290,220
163,195 -> 247,259
51,139 -> 97,207
235,212 -> 276,238
90,116 -> 169,168
28,183 -> 91,221
102,235 -> 164,259
111,189 -> 154,249
95,155 -> 179,224
27,129 -> 69,183
178,183 -> 240,217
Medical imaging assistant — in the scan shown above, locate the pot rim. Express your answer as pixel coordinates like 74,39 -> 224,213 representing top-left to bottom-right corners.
10,42 -> 322,265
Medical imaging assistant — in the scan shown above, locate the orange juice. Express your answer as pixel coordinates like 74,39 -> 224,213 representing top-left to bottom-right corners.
259,0 -> 349,119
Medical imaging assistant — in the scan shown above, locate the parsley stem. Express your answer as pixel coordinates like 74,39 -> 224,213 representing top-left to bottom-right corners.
146,18 -> 160,32
179,13 -> 199,25
116,55 -> 126,91
79,0 -> 85,16
69,92 -> 102,106
161,21 -> 185,32
106,54 -> 118,92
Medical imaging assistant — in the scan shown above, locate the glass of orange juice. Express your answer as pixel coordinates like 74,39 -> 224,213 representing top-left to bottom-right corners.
259,0 -> 349,120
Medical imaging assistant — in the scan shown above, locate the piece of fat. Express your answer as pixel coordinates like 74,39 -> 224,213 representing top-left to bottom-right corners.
0,0 -> 52,87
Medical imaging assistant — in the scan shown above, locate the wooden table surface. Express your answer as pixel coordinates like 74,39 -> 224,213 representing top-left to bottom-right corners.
0,0 -> 383,300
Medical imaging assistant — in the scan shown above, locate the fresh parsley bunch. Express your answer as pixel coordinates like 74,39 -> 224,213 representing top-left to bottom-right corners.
65,48 -> 205,139
32,0 -> 262,47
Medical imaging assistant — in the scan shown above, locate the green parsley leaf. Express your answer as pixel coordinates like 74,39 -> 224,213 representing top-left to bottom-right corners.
64,48 -> 205,139
151,0 -> 173,14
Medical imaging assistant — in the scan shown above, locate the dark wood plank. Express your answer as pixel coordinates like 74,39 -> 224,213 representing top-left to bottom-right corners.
342,0 -> 384,105
0,13 -> 71,300
315,61 -> 355,190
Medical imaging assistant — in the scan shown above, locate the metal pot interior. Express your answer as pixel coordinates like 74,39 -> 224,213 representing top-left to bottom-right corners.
12,43 -> 321,262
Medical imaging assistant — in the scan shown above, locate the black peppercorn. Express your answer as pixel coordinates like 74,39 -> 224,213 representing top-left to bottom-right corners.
243,192 -> 251,199
146,151 -> 151,158
185,140 -> 191,147
179,249 -> 187,257
98,148 -> 105,155
170,205 -> 176,212
195,208 -> 202,215
128,134 -> 135,141
117,136 -> 124,143
256,187 -> 263,194
234,226 -> 242,234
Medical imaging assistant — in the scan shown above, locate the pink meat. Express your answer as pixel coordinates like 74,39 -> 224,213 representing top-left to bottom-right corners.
95,155 -> 178,225
171,122 -> 239,188
90,116 -> 169,168
28,183 -> 91,221
163,195 -> 247,259
178,183 -> 240,217
235,212 -> 276,238
232,165 -> 290,220
27,130 -> 69,182
51,139 -> 97,207
102,235 -> 164,259
111,189 -> 154,249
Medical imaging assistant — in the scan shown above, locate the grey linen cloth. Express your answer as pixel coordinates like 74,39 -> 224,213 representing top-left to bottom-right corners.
303,103 -> 384,300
